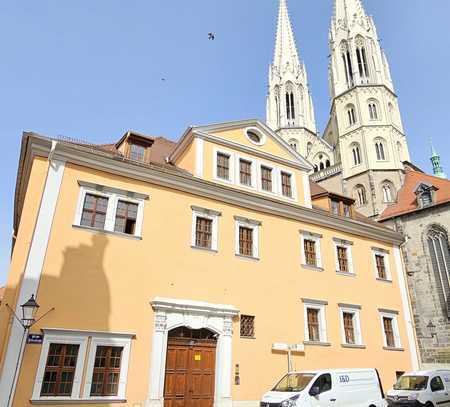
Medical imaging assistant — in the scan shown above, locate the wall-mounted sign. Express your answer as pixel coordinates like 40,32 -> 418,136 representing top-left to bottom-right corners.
27,334 -> 44,344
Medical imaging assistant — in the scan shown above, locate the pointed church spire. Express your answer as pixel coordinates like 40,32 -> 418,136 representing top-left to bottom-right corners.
430,142 -> 447,179
267,0 -> 317,136
273,0 -> 300,71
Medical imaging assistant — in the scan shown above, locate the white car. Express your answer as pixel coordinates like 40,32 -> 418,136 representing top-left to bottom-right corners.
386,370 -> 450,407
261,368 -> 386,407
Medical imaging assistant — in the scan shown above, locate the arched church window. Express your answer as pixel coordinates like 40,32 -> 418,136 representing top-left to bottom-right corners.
314,165 -> 319,173
314,153 -> 330,172
285,83 -> 296,124
427,226 -> 450,314
388,102 -> 395,123
356,36 -> 370,82
307,142 -> 313,156
382,181 -> 396,203
351,143 -> 362,166
375,139 -> 387,161
354,185 -> 367,206
341,41 -> 354,88
319,162 -> 325,171
368,100 -> 380,120
346,104 -> 357,126
289,138 -> 298,151
326,160 -> 331,168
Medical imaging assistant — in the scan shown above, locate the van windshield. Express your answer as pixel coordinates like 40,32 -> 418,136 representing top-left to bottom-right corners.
273,373 -> 316,392
394,376 -> 429,391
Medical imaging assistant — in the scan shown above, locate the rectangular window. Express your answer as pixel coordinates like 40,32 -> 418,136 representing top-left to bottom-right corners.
343,203 -> 351,218
304,239 -> 317,267
343,313 -> 355,345
376,254 -> 387,280
90,346 -> 123,397
240,315 -> 255,338
217,153 -> 230,180
337,246 -> 349,273
331,200 -> 340,215
307,308 -> 320,342
281,172 -> 292,197
80,194 -> 109,229
195,217 -> 213,249
261,166 -> 273,192
239,226 -> 253,257
383,317 -> 395,348
239,159 -> 252,186
114,201 -> 138,235
40,344 -> 80,397
129,143 -> 146,162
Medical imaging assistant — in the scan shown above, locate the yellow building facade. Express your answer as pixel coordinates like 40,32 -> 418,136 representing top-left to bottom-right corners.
0,120 -> 418,407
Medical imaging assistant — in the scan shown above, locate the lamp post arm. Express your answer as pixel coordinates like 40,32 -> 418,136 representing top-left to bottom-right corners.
30,307 -> 55,328
4,304 -> 26,329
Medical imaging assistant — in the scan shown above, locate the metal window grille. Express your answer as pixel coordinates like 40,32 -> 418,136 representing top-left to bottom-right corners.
217,153 -> 230,180
376,254 -> 387,279
261,166 -> 272,192
304,239 -> 317,267
337,246 -> 349,272
240,315 -> 255,338
307,308 -> 320,342
343,312 -> 355,344
114,201 -> 138,235
80,194 -> 108,229
383,317 -> 395,347
281,172 -> 292,197
239,226 -> 253,257
239,159 -> 252,186
90,346 -> 123,397
195,217 -> 213,249
40,344 -> 80,396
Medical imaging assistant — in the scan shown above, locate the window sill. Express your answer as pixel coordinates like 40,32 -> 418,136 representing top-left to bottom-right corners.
376,278 -> 393,283
301,264 -> 324,272
235,254 -> 260,261
240,336 -> 256,340
341,344 -> 366,349
336,271 -> 356,277
191,245 -> 218,254
304,341 -> 331,347
72,224 -> 142,240
31,399 -> 127,405
383,346 -> 404,352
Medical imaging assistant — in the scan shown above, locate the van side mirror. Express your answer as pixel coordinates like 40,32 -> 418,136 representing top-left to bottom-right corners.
309,386 -> 320,397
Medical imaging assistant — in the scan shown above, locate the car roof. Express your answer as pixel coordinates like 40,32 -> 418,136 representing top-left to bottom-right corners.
289,368 -> 376,375
403,370 -> 450,377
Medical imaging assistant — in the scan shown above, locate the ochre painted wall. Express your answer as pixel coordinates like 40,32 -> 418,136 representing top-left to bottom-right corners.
8,160 -> 412,406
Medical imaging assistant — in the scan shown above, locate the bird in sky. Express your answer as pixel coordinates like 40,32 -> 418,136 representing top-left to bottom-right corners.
161,78 -> 166,82
208,32 -> 215,40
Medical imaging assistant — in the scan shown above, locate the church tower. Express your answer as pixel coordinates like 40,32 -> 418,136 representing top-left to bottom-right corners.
320,0 -> 411,218
267,0 -> 333,167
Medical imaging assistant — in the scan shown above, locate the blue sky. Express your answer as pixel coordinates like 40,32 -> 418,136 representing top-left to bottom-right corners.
0,0 -> 449,285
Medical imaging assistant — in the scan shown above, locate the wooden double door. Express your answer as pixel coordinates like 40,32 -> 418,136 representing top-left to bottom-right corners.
164,331 -> 217,407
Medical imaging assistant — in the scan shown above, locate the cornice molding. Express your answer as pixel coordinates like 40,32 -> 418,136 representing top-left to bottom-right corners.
19,134 -> 405,246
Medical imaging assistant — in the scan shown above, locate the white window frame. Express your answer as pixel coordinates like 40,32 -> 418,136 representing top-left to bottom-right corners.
191,206 -> 220,251
300,231 -> 323,269
235,154 -> 257,189
372,248 -> 392,281
82,336 -> 132,401
213,147 -> 235,184
244,127 -> 266,146
379,311 -> 401,349
333,238 -> 355,275
339,306 -> 363,346
32,333 -> 88,402
234,216 -> 260,259
279,168 -> 297,200
303,301 -> 328,343
73,183 -> 146,238
32,329 -> 134,403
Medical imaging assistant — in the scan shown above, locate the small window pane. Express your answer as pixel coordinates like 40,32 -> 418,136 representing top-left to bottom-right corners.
383,317 -> 395,347
129,143 -> 146,161
239,226 -> 253,257
304,239 -> 317,267
376,254 -> 387,279
217,153 -> 230,180
281,172 -> 292,197
307,308 -> 320,342
90,346 -> 123,397
337,246 -> 349,273
261,166 -> 272,192
81,194 -> 108,229
343,312 -> 355,344
195,217 -> 213,249
114,201 -> 138,235
239,159 -> 252,186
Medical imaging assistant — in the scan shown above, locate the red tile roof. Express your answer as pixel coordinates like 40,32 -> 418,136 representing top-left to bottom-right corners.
380,169 -> 450,220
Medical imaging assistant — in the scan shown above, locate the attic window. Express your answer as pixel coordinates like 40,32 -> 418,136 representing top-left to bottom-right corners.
129,143 -> 146,162
420,191 -> 433,207
245,128 -> 265,146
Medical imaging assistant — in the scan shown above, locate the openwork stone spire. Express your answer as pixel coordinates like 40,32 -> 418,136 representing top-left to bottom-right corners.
333,0 -> 367,28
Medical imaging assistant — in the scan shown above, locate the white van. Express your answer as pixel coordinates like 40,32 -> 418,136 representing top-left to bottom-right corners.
386,370 -> 450,406
261,368 -> 386,407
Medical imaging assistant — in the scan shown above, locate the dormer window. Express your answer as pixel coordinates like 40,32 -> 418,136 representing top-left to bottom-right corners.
420,190 -> 433,207
129,143 -> 146,162
414,182 -> 437,208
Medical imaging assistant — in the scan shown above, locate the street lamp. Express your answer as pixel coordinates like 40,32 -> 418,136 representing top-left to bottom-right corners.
427,321 -> 437,340
20,294 -> 40,329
